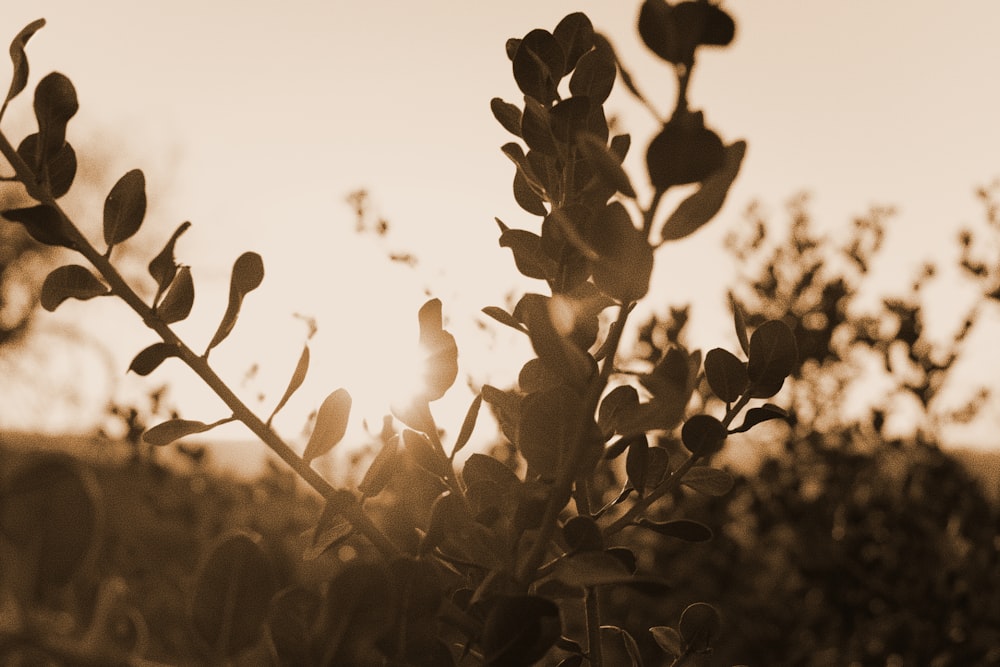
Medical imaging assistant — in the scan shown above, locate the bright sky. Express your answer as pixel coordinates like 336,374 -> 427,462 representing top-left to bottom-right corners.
3,2 -> 1000,466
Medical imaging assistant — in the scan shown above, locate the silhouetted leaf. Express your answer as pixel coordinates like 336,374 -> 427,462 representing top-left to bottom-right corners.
747,319 -> 798,398
661,141 -> 746,241
513,167 -> 548,216
303,490 -> 357,561
587,202 -> 653,302
678,602 -> 721,653
191,532 -> 275,659
462,452 -> 521,491
521,96 -> 558,155
681,414 -> 727,456
268,344 -> 310,426
452,392 -> 483,459
417,300 -> 458,402
681,466 -> 734,496
634,518 -> 712,542
729,292 -> 750,356
206,251 -> 264,352
552,551 -> 633,589
578,133 -> 636,198
156,265 -> 194,324
482,384 -> 522,446
490,97 -> 522,137
729,403 -> 789,434
482,305 -> 527,334
0,457 -> 98,592
513,29 -> 564,104
303,388 -> 351,462
33,72 -> 78,167
650,626 -> 683,657
482,595 -> 561,666
103,169 -> 146,248
519,357 -> 562,394
599,384 -> 639,437
320,561 -> 395,663
553,12 -> 594,72
500,228 -> 557,279
563,515 -> 603,552
626,433 -> 650,498
4,19 -> 45,112
2,204 -> 74,248
646,115 -> 725,190
404,429 -> 449,478
602,626 -> 644,667
266,587 -> 320,666
517,293 -> 594,389
17,133 -> 76,197
148,221 -> 191,305
128,342 -> 179,376
518,386 -> 580,479
391,396 -> 436,435
40,264 -> 108,311
358,436 -> 400,498
143,418 -> 227,446
704,347 -> 748,402
550,96 -> 591,146
569,43 -> 615,104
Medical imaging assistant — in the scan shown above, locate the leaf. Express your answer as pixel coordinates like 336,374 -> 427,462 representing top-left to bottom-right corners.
704,347 -> 749,403
40,264 -> 109,311
512,29 -> 565,104
521,96 -> 557,156
500,228 -> 557,280
513,168 -> 548,216
33,72 -> 78,167
266,587 -> 321,666
462,452 -> 520,491
156,265 -> 194,324
358,436 -> 400,498
482,384 -> 522,446
650,626 -> 683,657
552,551 -> 632,589
143,418 -> 226,446
729,403 -> 789,434
681,414 -> 727,456
128,342 -> 180,376
563,515 -> 604,552
518,386 -> 579,480
3,19 -> 46,112
302,388 -> 351,462
661,141 -> 746,241
729,292 -> 750,356
318,561 -> 395,662
577,133 -> 636,198
303,490 -> 357,561
268,344 -> 310,426
190,532 -> 276,659
625,433 -> 650,498
148,221 -> 191,304
681,466 -> 734,496
403,429 -> 449,478
601,626 -> 644,667
634,518 -> 713,542
587,202 -> 653,303
646,116 -> 725,191
482,595 -> 561,667
103,169 -> 147,247
391,396 -> 436,435
0,457 -> 98,591
598,384 -> 639,437
517,293 -> 594,389
553,12 -> 594,72
17,133 -> 76,197
490,97 -> 522,137
747,319 -> 798,398
569,43 -> 616,104
481,306 -> 527,334
451,391 -> 483,459
206,251 -> 264,352
2,204 -> 74,248
417,299 -> 459,401
678,602 -> 722,653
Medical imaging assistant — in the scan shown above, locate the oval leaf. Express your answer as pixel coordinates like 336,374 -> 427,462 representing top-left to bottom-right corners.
2,204 -> 74,248
650,626 -> 683,657
206,251 -> 264,353
40,264 -> 109,311
103,169 -> 147,247
148,221 -> 191,304
678,602 -> 722,652
451,391 -> 483,459
680,414 -> 727,456
303,388 -> 351,462
191,532 -> 276,658
143,418 -> 220,446
634,518 -> 713,542
490,97 -> 522,137
729,403 -> 789,434
17,133 -> 76,198
747,319 -> 798,398
268,344 -> 310,425
578,133 -> 636,198
156,265 -> 194,324
681,466 -> 734,496
661,141 -> 746,241
512,29 -> 564,104
704,347 -> 748,403
4,19 -> 46,109
357,437 -> 400,498
33,72 -> 78,166
128,342 -> 179,376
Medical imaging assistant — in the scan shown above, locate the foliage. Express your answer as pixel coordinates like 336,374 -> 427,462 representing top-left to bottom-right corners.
2,4 -> 800,665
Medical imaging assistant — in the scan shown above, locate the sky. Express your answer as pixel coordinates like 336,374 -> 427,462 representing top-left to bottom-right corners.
3,2 -> 1000,467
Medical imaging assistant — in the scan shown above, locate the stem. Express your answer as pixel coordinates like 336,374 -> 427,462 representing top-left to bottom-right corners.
0,131 -> 400,560
585,587 -> 603,667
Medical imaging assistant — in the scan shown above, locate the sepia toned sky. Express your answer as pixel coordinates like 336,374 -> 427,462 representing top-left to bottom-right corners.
3,2 -> 1000,462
